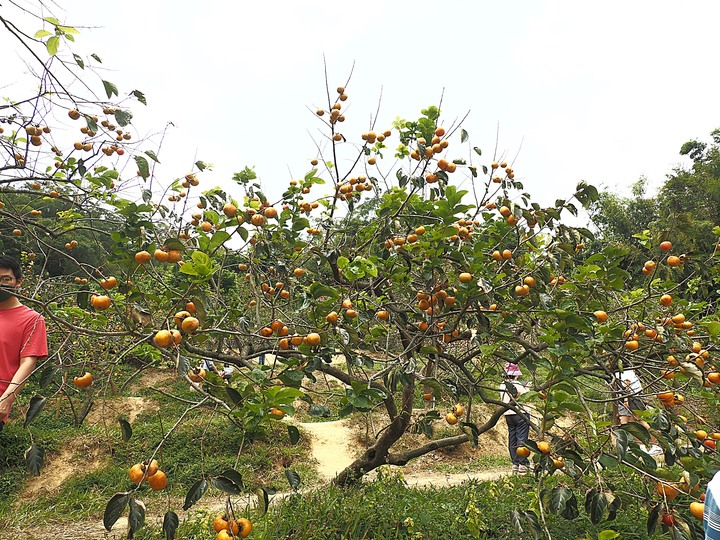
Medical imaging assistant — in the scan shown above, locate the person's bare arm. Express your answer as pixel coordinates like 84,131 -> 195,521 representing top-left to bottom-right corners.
0,356 -> 38,423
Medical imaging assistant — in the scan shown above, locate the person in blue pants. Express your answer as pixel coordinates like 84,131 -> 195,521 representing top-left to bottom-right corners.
499,362 -> 531,474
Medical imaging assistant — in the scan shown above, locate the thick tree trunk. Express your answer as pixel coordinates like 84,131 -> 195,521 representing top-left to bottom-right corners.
332,406 -> 507,486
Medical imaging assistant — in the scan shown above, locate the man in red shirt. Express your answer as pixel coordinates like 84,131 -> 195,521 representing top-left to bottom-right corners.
0,256 -> 48,428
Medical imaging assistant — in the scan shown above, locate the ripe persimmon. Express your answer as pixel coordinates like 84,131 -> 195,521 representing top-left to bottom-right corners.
189,368 -> 206,382
135,251 -> 151,264
236,517 -> 252,538
144,459 -> 159,477
166,250 -> 182,263
73,372 -> 93,389
537,441 -> 551,454
269,407 -> 285,418
657,482 -> 679,499
214,514 -> 230,532
129,463 -> 145,484
515,285 -> 530,296
148,470 -> 167,490
181,316 -> 200,333
304,333 -> 321,347
153,330 -> 173,348
459,272 -> 473,283
91,295 -> 111,310
690,501 -> 705,520
100,277 -> 117,290
222,203 -> 237,218
173,310 -> 191,327
667,255 -> 683,267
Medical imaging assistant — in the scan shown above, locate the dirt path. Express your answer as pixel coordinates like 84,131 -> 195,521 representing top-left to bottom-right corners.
296,419 -> 356,482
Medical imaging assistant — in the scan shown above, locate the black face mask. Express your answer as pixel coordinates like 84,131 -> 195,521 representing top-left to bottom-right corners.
0,287 -> 15,302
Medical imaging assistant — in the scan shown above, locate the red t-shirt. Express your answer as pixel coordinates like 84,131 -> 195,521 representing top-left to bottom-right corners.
0,305 -> 48,395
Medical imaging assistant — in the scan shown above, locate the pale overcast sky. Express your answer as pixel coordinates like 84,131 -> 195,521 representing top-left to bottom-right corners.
4,1 -> 720,217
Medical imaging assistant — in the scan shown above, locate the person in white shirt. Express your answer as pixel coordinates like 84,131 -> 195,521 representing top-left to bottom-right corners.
500,362 -> 530,474
221,363 -> 233,380
705,471 -> 720,538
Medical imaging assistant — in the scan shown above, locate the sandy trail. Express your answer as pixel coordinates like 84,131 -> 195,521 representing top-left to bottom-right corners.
296,419 -> 356,482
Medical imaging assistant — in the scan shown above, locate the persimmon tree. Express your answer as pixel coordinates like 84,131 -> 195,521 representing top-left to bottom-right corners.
3,3 -> 720,539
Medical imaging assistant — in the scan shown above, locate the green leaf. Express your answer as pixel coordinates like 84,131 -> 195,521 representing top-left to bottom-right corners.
704,321 -> 720,340
219,468 -> 244,489
46,36 -> 60,56
114,109 -> 133,127
43,16 -> 61,25
135,156 -> 150,180
57,25 -> 80,35
24,395 -> 46,428
128,498 -> 146,536
285,468 -> 301,490
256,488 -> 270,517
309,282 -> 339,301
647,503 -> 661,535
39,366 -> 59,388
72,53 -> 84,69
119,418 -> 132,442
288,425 -> 301,445
162,511 -> 179,540
145,150 -> 160,163
103,492 -> 129,531
91,53 -> 102,63
510,509 -> 541,539
25,444 -> 44,476
619,422 -> 651,445
598,531 -> 620,540
544,487 -> 579,519
460,421 -> 480,448
132,90 -> 147,105
211,475 -> 243,495
615,428 -> 630,460
102,80 -> 119,99
195,161 -> 207,171
182,478 -> 208,510
34,30 -> 52,38
177,355 -> 191,379
207,231 -> 231,252
224,386 -> 243,405
460,129 -> 468,143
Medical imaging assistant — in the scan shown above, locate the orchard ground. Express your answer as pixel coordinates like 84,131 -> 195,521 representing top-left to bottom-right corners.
0,365 -> 519,539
